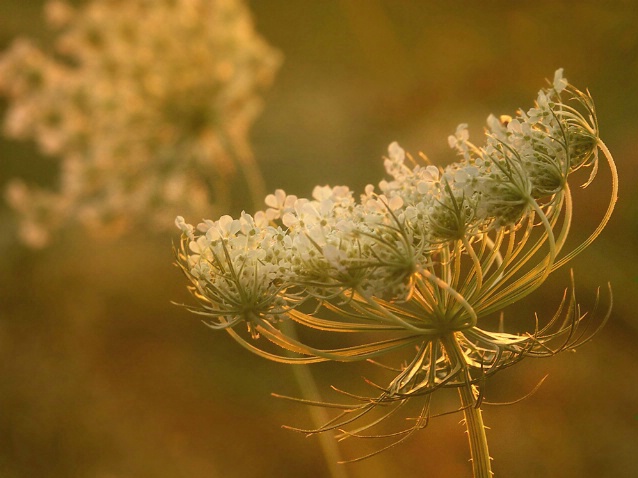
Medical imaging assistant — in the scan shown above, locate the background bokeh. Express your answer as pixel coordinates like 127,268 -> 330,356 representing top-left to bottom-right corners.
1,1 -> 637,477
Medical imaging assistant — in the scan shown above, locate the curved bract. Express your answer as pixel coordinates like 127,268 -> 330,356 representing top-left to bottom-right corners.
175,70 -> 617,458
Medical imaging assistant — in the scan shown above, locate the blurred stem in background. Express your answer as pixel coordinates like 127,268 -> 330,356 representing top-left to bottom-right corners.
281,321 -> 349,478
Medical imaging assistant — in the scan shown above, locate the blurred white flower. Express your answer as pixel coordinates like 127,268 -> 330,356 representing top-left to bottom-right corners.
0,0 -> 281,247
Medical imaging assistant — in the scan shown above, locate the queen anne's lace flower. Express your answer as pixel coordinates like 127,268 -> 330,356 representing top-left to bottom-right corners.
176,71 -> 617,462
1,0 -> 281,247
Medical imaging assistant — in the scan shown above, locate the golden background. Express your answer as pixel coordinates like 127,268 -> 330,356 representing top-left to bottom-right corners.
1,1 -> 637,476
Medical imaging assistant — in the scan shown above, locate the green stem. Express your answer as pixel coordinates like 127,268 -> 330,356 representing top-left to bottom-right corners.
225,131 -> 267,211
280,321 -> 349,478
458,384 -> 493,478
442,334 -> 492,478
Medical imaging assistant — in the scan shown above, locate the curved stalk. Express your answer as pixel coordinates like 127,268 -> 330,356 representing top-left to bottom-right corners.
551,139 -> 618,270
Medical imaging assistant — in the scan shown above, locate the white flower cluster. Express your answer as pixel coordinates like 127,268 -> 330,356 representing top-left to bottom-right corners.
176,72 -> 616,460
0,0 -> 281,247
177,70 -> 600,330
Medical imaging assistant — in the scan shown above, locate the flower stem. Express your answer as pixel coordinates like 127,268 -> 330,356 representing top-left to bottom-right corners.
443,334 -> 493,478
280,320 -> 349,478
225,131 -> 268,211
458,384 -> 492,478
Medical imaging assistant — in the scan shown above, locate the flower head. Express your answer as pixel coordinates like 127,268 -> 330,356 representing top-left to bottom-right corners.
176,71 -> 617,459
1,0 -> 281,246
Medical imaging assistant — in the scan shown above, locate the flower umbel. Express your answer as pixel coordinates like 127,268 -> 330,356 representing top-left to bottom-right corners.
1,0 -> 281,247
176,71 -> 617,468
